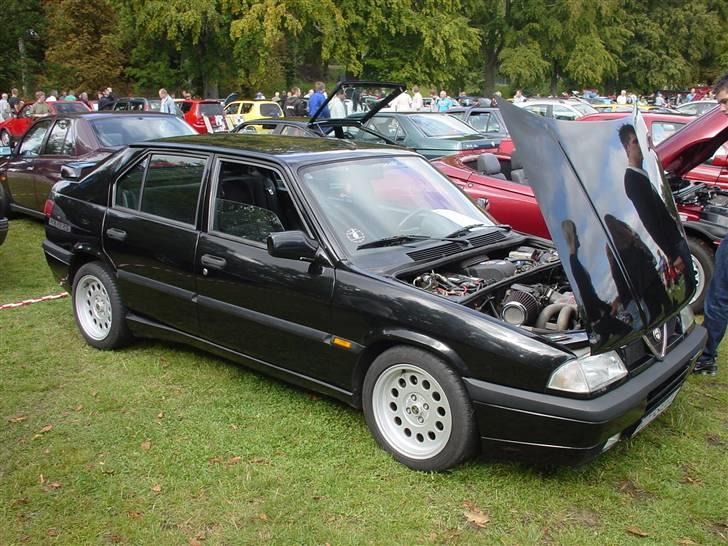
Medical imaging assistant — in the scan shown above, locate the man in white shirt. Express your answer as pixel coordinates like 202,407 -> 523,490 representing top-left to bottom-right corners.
616,90 -> 627,105
411,85 -> 423,111
159,88 -> 176,114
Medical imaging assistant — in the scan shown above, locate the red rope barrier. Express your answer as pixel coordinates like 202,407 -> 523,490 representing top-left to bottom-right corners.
0,292 -> 69,310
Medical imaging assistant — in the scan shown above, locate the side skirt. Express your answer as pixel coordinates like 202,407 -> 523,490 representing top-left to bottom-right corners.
125,313 -> 355,406
10,203 -> 45,219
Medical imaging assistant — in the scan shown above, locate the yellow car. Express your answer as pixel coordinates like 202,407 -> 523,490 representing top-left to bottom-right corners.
224,100 -> 284,128
592,103 -> 657,112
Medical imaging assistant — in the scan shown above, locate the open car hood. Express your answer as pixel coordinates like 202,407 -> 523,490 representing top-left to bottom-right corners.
309,81 -> 404,125
656,107 -> 728,178
499,99 -> 696,355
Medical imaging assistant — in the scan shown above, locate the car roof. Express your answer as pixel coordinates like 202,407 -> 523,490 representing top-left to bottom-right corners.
138,134 -> 411,165
39,112 -> 182,120
579,112 -> 695,123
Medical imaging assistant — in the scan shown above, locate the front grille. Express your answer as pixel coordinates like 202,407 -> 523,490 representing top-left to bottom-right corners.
645,362 -> 691,414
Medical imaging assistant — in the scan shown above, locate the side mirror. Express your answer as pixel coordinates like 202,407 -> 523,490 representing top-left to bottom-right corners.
267,230 -> 319,261
60,164 -> 82,181
475,197 -> 489,210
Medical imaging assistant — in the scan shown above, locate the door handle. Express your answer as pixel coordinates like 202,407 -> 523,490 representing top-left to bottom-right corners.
105,227 -> 127,241
200,254 -> 227,270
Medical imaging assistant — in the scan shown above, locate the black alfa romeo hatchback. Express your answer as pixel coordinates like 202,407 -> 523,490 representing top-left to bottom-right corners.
42,104 -> 706,470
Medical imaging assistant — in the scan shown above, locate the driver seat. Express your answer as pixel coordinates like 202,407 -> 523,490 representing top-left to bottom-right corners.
476,153 -> 506,180
510,150 -> 528,185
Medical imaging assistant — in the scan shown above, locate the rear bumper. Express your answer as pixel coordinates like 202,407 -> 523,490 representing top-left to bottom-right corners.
42,239 -> 73,289
465,325 -> 707,465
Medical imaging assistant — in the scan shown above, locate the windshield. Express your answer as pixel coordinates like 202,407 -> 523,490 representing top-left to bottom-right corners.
572,102 -> 598,116
409,114 -> 479,137
53,102 -> 88,113
90,116 -> 196,147
300,156 -> 495,256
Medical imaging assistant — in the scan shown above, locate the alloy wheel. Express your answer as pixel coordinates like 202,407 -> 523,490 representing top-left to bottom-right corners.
74,274 -> 113,340
371,363 -> 453,460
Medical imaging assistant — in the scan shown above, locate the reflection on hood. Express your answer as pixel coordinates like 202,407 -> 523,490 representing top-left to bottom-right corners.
498,99 -> 695,354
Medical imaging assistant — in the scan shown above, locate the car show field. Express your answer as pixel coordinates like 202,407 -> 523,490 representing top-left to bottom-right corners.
1,218 -> 727,544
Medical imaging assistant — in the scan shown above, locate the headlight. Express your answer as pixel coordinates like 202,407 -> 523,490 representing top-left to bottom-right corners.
548,351 -> 627,395
679,305 -> 695,333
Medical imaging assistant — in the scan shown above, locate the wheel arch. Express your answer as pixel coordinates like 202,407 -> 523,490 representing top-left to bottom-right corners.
683,222 -> 722,251
351,329 -> 470,408
69,243 -> 112,286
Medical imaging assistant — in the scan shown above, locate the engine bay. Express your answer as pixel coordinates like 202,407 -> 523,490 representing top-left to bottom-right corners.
405,245 -> 583,333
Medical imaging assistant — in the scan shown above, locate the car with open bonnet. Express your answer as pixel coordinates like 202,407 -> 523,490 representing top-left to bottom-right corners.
42,110 -> 705,470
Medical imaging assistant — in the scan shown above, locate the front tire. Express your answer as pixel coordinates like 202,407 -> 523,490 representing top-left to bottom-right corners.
72,262 -> 132,349
687,237 -> 714,314
362,346 -> 478,471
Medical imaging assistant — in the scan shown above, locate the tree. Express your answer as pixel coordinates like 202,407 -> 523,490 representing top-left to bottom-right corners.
43,0 -> 124,93
0,0 -> 46,97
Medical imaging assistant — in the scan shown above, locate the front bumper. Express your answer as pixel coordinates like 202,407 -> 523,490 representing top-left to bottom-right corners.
464,325 -> 707,465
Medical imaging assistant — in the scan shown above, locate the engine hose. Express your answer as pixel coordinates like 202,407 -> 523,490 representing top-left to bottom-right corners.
556,304 -> 578,331
536,303 -> 567,329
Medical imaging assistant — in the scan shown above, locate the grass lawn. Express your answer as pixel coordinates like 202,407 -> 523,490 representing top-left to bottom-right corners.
1,218 -> 727,545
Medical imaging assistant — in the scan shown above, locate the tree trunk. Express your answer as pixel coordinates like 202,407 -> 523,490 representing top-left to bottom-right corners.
204,79 -> 219,99
18,37 -> 27,96
550,62 -> 559,96
483,47 -> 499,97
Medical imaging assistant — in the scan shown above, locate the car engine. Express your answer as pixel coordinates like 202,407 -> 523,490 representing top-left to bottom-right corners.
409,246 -> 582,333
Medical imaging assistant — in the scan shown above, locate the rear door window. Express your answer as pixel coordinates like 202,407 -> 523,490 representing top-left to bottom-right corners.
114,153 -> 207,225
44,119 -> 74,155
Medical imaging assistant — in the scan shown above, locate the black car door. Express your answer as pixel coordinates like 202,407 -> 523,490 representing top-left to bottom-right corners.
5,119 -> 53,211
103,150 -> 209,334
195,156 -> 336,380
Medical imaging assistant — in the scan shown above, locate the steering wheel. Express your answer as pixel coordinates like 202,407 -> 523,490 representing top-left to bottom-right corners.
397,208 -> 433,232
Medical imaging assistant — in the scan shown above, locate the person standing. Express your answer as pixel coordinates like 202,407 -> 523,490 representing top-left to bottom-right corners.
436,90 -> 455,112
8,88 -> 20,115
0,94 -> 11,121
271,91 -> 281,104
616,90 -> 628,105
159,88 -> 176,114
513,89 -> 526,103
307,81 -> 329,118
694,72 -> 728,375
29,91 -> 51,117
329,89 -> 347,118
65,90 -> 76,101
411,85 -> 423,111
393,88 -> 412,111
47,90 -> 58,102
686,87 -> 696,102
284,87 -> 306,117
79,92 -> 91,109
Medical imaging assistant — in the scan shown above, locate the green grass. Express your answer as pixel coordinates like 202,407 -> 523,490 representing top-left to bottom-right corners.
1,218 -> 727,545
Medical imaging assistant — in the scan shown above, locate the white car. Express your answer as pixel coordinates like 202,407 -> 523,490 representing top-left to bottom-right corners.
676,100 -> 718,116
515,99 -> 597,120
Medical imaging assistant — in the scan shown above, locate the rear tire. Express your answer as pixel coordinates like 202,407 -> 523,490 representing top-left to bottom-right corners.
0,184 -> 10,218
72,262 -> 132,349
362,346 -> 478,471
687,237 -> 713,314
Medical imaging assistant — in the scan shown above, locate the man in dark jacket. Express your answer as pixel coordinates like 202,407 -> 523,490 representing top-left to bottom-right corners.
694,72 -> 728,375
284,87 -> 307,117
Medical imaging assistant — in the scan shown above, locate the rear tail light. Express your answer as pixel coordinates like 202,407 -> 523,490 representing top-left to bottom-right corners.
43,199 -> 55,218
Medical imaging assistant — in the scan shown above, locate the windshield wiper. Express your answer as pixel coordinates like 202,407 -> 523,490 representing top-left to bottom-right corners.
444,224 -> 488,238
444,223 -> 511,239
357,234 -> 469,250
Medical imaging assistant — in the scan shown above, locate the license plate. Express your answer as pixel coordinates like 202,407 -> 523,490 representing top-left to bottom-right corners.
632,389 -> 679,437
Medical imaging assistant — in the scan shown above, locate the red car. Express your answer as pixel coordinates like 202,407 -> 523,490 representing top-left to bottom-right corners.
176,99 -> 231,134
0,101 -> 91,146
433,107 -> 728,313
